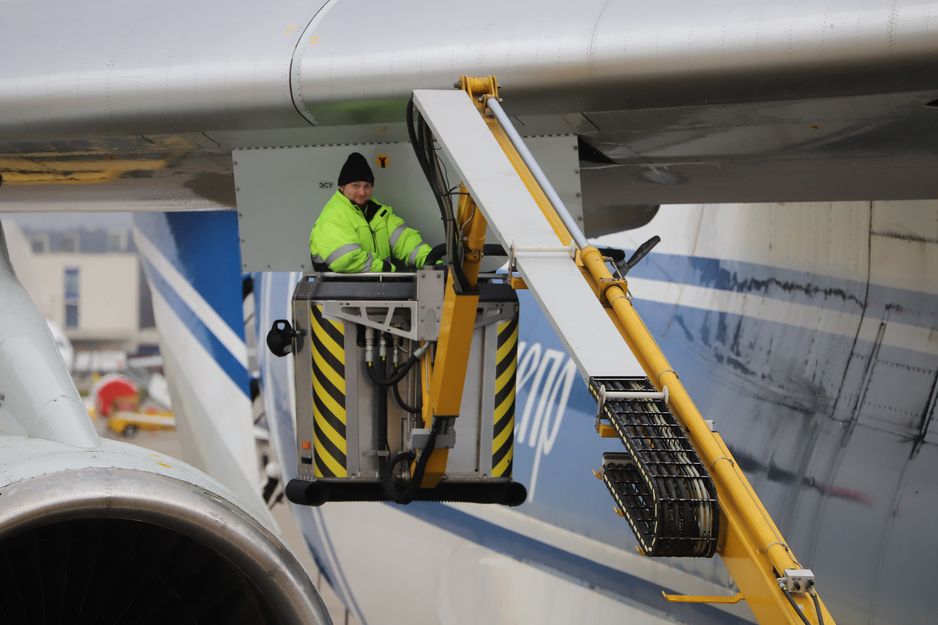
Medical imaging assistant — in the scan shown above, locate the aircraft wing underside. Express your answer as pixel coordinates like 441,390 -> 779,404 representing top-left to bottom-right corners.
1,0 -> 937,213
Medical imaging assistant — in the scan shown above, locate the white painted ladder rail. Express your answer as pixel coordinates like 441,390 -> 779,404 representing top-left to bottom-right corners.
411,89 -> 643,382
507,241 -> 578,276
594,385 -> 670,419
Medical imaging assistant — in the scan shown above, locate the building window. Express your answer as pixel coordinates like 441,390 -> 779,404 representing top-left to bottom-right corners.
30,236 -> 48,254
62,233 -> 80,253
65,304 -> 79,329
106,229 -> 128,252
64,268 -> 79,328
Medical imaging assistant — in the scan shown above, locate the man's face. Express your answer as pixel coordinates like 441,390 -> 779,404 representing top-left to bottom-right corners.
339,181 -> 373,206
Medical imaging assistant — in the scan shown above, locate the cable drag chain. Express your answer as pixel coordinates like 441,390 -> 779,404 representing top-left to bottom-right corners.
590,376 -> 719,557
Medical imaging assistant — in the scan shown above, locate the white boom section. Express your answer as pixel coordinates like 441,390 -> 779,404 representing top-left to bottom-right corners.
412,89 -> 642,380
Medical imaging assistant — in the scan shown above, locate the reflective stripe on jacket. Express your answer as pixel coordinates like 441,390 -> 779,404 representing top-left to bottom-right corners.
309,191 -> 432,273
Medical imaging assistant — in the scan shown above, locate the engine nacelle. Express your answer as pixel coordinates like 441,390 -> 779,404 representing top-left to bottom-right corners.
0,438 -> 331,625
0,221 -> 329,624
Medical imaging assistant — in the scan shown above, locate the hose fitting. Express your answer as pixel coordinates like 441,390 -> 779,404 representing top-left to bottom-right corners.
364,328 -> 374,364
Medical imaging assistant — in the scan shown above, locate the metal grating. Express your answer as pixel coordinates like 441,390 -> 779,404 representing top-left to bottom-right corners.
590,376 -> 719,558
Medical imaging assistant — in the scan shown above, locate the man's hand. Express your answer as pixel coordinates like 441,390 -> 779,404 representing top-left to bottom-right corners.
387,257 -> 407,272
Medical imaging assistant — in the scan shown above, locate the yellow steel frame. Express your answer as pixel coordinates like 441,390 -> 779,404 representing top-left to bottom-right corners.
457,76 -> 835,625
420,276 -> 478,487
417,151 -> 491,487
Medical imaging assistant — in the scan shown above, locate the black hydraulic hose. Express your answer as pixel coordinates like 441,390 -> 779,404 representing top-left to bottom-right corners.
407,97 -> 449,223
376,356 -> 391,498
370,340 -> 440,504
407,97 -> 451,255
778,583 -> 814,625
367,355 -> 419,387
809,588 -> 824,625
374,352 -> 424,504
424,243 -> 447,265
419,113 -> 457,268
383,449 -> 416,500
383,417 -> 442,504
406,97 -> 472,293
391,337 -> 423,413
393,380 -> 422,414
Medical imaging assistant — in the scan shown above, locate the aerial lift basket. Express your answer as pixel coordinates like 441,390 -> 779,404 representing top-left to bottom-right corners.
282,269 -> 527,506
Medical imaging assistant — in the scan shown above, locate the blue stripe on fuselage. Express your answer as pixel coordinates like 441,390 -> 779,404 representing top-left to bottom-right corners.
622,249 -> 936,331
144,258 -> 249,396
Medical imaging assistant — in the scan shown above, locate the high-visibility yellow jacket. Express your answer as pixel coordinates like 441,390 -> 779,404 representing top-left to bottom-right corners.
309,191 -> 432,273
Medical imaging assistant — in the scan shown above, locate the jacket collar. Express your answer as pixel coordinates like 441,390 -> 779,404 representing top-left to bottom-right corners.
335,191 -> 381,223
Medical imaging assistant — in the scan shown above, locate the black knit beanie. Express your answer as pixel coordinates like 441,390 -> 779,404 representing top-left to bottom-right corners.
338,152 -> 374,186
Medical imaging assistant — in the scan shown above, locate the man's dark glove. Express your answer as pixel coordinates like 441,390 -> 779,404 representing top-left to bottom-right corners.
387,257 -> 407,272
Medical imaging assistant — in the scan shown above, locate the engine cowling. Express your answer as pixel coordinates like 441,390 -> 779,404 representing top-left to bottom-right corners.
0,439 -> 331,625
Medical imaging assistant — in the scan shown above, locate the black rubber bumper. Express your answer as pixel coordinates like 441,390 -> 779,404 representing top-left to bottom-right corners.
286,478 -> 527,507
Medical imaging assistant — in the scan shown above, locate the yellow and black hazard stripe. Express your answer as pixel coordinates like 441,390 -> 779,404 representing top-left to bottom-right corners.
311,304 -> 347,478
493,317 -> 518,477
